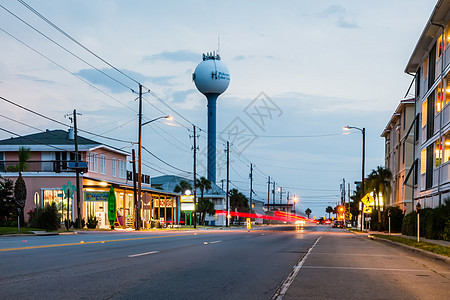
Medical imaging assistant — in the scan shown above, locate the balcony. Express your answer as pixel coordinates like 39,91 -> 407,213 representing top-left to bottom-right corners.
0,160 -> 82,173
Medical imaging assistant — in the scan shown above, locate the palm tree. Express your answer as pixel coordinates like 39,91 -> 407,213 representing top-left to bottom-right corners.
229,188 -> 249,225
173,180 -> 192,194
196,177 -> 212,225
305,208 -> 312,219
367,166 -> 392,221
326,206 -> 333,219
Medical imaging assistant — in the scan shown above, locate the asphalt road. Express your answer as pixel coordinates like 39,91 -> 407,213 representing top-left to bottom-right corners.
0,225 -> 448,299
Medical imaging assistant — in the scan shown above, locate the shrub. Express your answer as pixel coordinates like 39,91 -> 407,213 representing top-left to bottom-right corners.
27,208 -> 41,228
40,202 -> 61,231
382,206 -> 404,233
86,215 -> 98,229
72,218 -> 85,229
402,212 -> 416,236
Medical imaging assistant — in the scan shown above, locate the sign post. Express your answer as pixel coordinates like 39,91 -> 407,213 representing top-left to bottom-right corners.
61,181 -> 76,231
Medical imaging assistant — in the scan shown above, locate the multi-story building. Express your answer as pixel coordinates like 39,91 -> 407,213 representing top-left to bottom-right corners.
405,0 -> 450,208
0,129 -> 178,228
381,99 -> 415,213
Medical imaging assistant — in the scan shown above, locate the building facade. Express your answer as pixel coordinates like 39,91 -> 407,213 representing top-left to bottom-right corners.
0,129 -> 179,228
405,0 -> 450,208
381,99 -> 415,213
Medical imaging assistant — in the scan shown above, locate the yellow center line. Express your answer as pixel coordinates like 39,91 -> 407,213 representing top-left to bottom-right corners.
0,233 -> 203,252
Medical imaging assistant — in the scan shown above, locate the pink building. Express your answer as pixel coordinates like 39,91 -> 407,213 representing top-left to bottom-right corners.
0,129 -> 178,228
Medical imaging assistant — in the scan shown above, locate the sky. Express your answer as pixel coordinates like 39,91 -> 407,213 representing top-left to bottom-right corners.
0,0 -> 438,219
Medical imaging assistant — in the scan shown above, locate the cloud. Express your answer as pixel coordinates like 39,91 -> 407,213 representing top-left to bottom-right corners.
74,68 -> 176,93
144,50 -> 199,63
171,89 -> 197,103
15,74 -> 55,84
320,5 -> 359,29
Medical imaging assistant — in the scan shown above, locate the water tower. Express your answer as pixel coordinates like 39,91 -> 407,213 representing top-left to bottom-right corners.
193,52 -> 230,184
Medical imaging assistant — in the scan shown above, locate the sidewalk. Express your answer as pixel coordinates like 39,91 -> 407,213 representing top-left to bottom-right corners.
367,230 -> 450,247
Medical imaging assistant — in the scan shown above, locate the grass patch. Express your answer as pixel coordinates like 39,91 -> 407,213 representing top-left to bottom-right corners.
373,234 -> 450,257
0,227 -> 43,235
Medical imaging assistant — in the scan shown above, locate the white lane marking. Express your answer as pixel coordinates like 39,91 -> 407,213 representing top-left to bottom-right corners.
302,266 -> 424,272
271,236 -> 321,300
209,240 -> 222,244
128,251 -> 159,258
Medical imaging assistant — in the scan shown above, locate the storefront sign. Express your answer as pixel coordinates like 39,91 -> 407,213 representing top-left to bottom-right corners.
181,202 -> 194,211
181,195 -> 194,203
84,191 -> 109,202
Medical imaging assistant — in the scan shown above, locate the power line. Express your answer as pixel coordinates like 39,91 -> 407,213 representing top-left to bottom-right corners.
0,96 -> 133,144
142,146 -> 191,174
0,26 -> 136,112
0,4 -> 135,92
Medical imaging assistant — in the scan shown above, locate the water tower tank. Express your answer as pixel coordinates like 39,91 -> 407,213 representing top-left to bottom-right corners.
193,52 -> 230,184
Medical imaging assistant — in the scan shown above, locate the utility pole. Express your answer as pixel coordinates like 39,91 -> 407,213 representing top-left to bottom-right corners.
73,109 -> 81,229
361,128 -> 365,231
249,163 -> 253,218
226,141 -> 229,227
132,149 -> 138,230
287,191 -> 290,222
137,84 -> 143,230
267,176 -> 271,214
272,181 -> 275,210
279,186 -> 283,210
192,125 -> 198,229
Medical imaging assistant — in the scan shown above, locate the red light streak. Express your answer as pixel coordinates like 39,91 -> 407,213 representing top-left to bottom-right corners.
215,210 -> 316,223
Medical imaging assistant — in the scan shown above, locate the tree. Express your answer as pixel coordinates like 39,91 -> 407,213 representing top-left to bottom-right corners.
305,208 -> 312,219
367,166 -> 392,221
229,188 -> 249,225
325,206 -> 333,219
0,175 -> 15,224
173,180 -> 192,194
196,177 -> 213,225
14,147 -> 30,227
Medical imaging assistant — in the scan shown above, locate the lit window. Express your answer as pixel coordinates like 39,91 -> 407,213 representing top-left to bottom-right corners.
436,83 -> 443,113
435,140 -> 442,167
445,135 -> 450,163
445,74 -> 450,105
422,100 -> 427,128
421,149 -> 426,174
112,158 -> 116,177
437,35 -> 443,58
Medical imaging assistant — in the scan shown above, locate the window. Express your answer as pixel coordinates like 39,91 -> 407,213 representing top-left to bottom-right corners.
444,134 -> 450,163
100,155 -> 106,175
118,159 -> 126,179
445,74 -> 450,105
423,57 -> 429,81
422,100 -> 427,128
436,83 -> 443,113
112,158 -> 116,177
421,149 -> 426,174
435,140 -> 442,167
402,141 -> 405,164
88,152 -> 98,173
437,34 -> 443,58
0,152 -> 4,171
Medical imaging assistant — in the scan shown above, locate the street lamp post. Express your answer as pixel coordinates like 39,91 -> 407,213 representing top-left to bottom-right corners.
344,126 -> 365,231
136,114 -> 172,230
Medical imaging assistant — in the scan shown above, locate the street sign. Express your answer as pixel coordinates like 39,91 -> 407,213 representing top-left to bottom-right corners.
246,218 -> 251,231
363,206 -> 372,214
181,195 -> 194,203
361,193 -> 374,207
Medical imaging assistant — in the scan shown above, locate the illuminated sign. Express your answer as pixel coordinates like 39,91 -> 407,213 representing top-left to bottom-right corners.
181,202 -> 195,211
361,193 -> 374,207
181,195 -> 194,203
84,191 -> 109,202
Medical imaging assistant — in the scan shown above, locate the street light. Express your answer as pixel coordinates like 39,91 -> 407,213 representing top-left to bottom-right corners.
136,115 -> 172,230
344,125 -> 365,231
293,195 -> 297,215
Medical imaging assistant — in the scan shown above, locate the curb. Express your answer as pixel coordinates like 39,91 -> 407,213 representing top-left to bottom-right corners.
368,235 -> 449,265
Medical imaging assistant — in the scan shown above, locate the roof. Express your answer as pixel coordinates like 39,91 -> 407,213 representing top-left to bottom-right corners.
151,175 -> 226,198
405,0 -> 450,73
381,98 -> 415,137
0,129 -> 100,146
0,129 -> 129,155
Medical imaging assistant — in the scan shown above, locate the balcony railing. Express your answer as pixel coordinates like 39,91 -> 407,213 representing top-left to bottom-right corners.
0,160 -> 82,173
